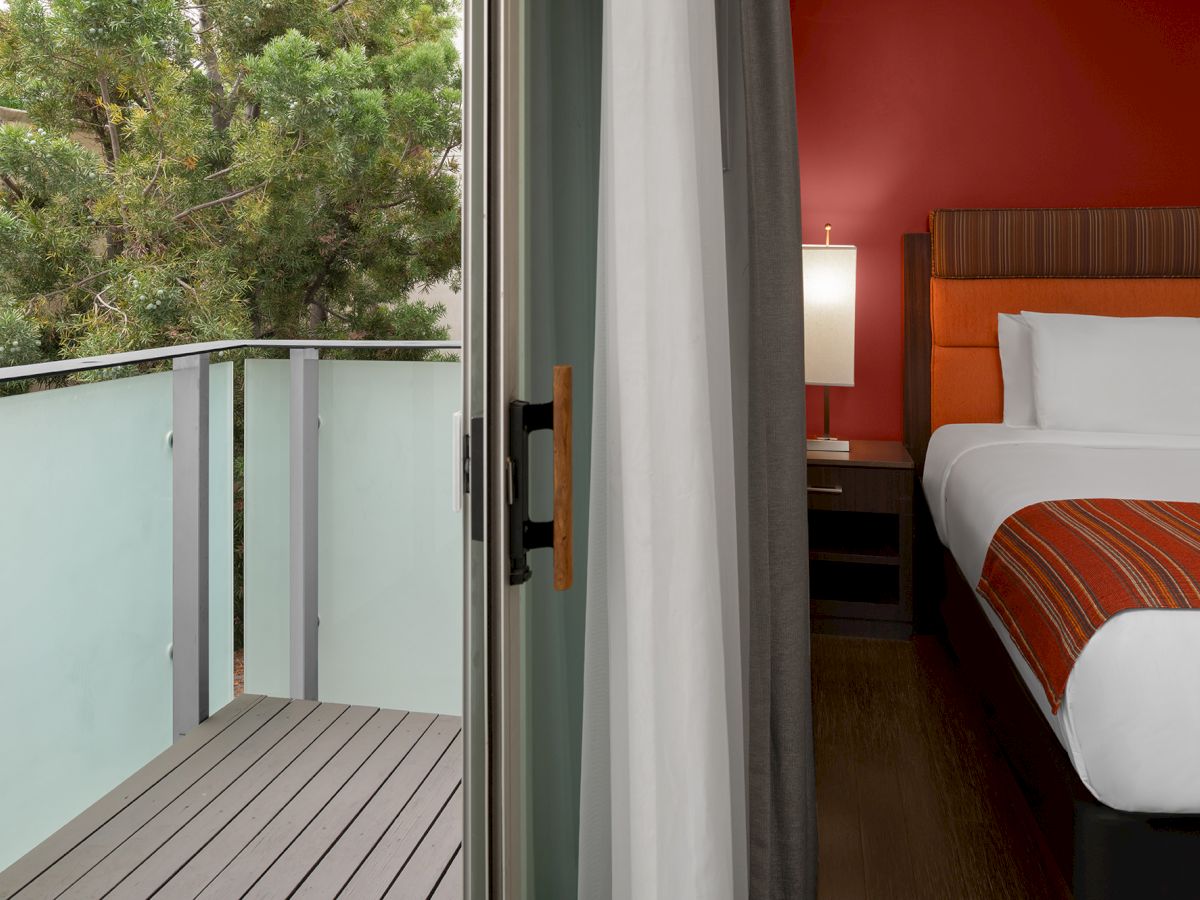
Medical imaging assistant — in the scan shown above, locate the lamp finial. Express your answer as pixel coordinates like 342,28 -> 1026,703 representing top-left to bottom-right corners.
824,223 -> 832,246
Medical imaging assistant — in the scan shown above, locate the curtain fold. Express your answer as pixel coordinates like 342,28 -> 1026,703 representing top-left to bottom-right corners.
576,0 -> 746,896
737,2 -> 816,897
578,1 -> 813,896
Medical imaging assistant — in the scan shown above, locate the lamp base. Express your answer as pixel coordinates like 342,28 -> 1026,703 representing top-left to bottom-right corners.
807,437 -> 851,453
808,387 -> 851,453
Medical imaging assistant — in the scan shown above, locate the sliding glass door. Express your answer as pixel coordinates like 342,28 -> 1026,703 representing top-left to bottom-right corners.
463,0 -> 600,895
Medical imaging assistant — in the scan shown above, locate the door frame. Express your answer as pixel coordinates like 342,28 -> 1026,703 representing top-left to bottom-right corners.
486,0 -> 527,893
488,0 -> 522,894
463,0 -> 527,895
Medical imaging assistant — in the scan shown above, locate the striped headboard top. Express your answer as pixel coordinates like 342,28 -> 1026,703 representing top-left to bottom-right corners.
930,207 -> 1200,279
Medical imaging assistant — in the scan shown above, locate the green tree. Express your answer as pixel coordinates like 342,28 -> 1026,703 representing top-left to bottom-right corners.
0,0 -> 461,368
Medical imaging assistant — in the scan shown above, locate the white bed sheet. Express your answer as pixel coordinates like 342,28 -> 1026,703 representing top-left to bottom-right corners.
923,424 -> 1200,813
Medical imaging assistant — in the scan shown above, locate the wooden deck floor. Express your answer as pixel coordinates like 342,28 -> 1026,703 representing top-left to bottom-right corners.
0,694 -> 463,899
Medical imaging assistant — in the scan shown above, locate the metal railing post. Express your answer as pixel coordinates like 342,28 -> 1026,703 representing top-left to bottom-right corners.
172,353 -> 210,740
290,348 -> 319,700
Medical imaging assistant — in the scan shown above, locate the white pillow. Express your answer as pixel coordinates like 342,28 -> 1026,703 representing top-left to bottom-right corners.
997,313 -> 1036,427
1024,312 -> 1200,435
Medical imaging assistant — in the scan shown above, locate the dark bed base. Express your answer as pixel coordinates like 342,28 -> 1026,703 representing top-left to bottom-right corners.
932,534 -> 1200,900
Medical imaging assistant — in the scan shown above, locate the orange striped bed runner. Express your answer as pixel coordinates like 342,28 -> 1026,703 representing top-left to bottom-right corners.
978,499 -> 1200,712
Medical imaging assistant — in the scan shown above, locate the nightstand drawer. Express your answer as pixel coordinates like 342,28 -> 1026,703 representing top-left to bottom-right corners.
807,465 -> 909,514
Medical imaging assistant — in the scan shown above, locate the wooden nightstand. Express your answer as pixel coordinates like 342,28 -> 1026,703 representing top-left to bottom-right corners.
807,440 -> 914,638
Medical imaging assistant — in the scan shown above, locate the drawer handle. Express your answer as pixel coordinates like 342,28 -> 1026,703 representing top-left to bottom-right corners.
808,485 -> 843,495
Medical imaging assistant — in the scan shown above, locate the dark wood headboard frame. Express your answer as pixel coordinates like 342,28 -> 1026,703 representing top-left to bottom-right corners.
901,232 -> 933,472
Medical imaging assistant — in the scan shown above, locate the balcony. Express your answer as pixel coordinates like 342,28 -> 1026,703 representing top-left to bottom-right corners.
0,341 -> 464,898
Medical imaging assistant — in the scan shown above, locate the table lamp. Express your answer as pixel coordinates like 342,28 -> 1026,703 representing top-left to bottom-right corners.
804,224 -> 857,453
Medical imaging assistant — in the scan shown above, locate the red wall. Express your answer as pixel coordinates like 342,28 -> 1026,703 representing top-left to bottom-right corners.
791,0 -> 1200,440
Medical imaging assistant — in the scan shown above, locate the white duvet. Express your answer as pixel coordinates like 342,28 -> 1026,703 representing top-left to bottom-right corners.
924,424 -> 1200,813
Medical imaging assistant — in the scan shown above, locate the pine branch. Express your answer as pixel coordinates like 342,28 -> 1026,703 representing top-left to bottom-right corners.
93,77 -> 127,258
304,268 -> 329,305
93,289 -> 129,327
434,140 -> 461,177
204,163 -> 237,181
173,181 -> 268,221
373,195 -> 409,211
305,266 -> 331,326
328,0 -> 352,12
197,10 -> 232,130
311,298 -> 352,324
143,155 -> 164,197
38,271 -> 106,300
96,75 -> 122,164
1,174 -> 23,201
221,71 -> 245,125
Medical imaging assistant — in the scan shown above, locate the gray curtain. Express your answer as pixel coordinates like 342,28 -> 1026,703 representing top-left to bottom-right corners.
719,0 -> 816,897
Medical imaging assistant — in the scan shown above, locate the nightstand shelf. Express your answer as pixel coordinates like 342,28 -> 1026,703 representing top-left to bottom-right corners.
807,440 -> 914,638
810,550 -> 900,567
811,561 -> 900,605
808,509 -> 900,565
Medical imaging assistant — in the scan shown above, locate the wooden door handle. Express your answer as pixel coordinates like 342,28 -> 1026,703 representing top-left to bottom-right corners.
552,366 -> 573,590
507,366 -> 574,590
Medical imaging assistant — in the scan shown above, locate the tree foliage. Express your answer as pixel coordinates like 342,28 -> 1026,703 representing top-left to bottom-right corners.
0,0 -> 461,368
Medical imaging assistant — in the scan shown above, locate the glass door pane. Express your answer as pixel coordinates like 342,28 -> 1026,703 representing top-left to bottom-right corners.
476,0 -> 601,895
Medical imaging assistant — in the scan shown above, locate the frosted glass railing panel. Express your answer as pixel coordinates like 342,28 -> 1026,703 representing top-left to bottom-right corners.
244,359 -> 462,714
0,364 -> 234,870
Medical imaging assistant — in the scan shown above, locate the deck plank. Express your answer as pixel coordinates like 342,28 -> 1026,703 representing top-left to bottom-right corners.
155,704 -> 378,898
13,696 -> 290,899
339,731 -> 464,898
61,700 -> 320,899
429,846 -> 463,900
0,694 -> 264,900
242,712 -> 437,899
105,702 -> 349,899
0,700 -> 463,900
194,708 -> 411,899
384,782 -> 463,899
294,717 -> 461,898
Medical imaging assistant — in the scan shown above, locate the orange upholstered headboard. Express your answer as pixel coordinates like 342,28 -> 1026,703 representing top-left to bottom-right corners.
930,278 -> 1200,429
903,208 -> 1200,468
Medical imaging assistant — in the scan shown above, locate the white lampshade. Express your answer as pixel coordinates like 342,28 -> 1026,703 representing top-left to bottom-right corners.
802,244 -> 857,387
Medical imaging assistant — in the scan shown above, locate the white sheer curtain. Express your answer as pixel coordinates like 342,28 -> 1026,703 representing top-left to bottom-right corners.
576,0 -> 747,896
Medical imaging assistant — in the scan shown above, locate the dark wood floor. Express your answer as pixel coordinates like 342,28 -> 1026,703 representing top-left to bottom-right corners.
0,694 -> 462,900
814,635 -> 1070,900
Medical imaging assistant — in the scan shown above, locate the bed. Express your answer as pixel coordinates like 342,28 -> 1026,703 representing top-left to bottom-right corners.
903,207 -> 1200,900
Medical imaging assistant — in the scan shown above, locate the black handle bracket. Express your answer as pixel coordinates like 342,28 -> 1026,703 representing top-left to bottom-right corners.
467,416 -> 484,542
508,399 -> 554,585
